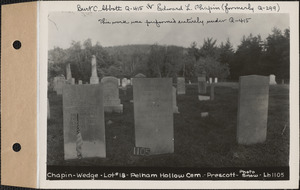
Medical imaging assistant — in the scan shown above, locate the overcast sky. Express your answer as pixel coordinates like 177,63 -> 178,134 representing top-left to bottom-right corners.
48,12 -> 289,50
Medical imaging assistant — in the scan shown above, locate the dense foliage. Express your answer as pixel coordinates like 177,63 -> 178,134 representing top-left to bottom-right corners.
48,27 -> 290,83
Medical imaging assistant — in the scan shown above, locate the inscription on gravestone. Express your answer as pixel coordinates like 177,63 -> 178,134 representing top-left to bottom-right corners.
177,77 -> 185,95
133,78 -> 174,155
237,75 -> 269,145
101,76 -> 123,113
63,84 -> 106,159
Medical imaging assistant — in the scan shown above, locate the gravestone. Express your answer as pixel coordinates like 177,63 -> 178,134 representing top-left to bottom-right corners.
127,79 -> 131,85
198,76 -> 207,94
63,84 -> 106,159
215,77 -> 218,83
237,75 -> 269,145
172,87 -> 179,113
78,80 -> 82,85
210,84 -> 215,100
101,76 -> 123,113
133,78 -> 174,155
269,74 -> 277,85
209,77 -> 213,83
122,78 -> 127,88
198,95 -> 210,101
135,73 -> 146,78
55,77 -> 66,95
90,55 -> 99,84
118,79 -> 121,86
47,98 -> 50,119
66,63 -> 72,80
71,78 -> 75,85
177,77 -> 185,95
53,76 -> 65,93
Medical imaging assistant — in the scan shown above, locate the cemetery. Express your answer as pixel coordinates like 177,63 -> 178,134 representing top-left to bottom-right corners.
47,57 -> 289,168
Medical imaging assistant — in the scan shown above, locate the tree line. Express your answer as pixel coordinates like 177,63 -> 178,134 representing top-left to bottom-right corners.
48,27 -> 289,83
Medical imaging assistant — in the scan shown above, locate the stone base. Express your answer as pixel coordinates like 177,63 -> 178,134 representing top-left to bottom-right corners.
198,95 -> 210,101
90,76 -> 99,84
104,104 -> 123,113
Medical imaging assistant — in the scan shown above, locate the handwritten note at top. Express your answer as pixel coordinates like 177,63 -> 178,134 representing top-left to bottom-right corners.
76,2 -> 280,13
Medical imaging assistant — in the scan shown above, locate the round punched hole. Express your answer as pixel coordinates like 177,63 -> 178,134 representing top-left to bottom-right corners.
13,40 -> 21,50
12,143 -> 21,152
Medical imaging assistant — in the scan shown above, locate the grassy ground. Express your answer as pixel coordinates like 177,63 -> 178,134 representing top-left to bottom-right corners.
47,83 -> 289,167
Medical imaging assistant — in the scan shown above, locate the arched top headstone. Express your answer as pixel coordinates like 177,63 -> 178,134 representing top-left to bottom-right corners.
135,73 -> 146,78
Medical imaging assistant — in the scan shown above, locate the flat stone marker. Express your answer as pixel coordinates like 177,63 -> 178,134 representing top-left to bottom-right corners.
198,95 -> 210,101
177,77 -> 186,95
172,87 -> 179,113
101,76 -> 123,113
63,84 -> 106,159
269,74 -> 277,85
90,55 -> 99,84
237,75 -> 269,145
198,76 -> 207,94
133,78 -> 174,155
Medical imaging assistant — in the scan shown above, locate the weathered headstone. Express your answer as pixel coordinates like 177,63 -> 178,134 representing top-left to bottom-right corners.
47,98 -> 50,119
237,75 -> 269,145
209,77 -> 213,83
101,76 -> 123,113
133,78 -> 174,155
56,77 -> 66,95
122,78 -> 127,88
172,87 -> 179,113
90,55 -> 99,84
210,84 -> 215,100
215,77 -> 218,83
78,80 -> 83,85
198,76 -> 207,94
177,77 -> 185,95
269,74 -> 277,85
66,63 -> 72,80
63,84 -> 106,159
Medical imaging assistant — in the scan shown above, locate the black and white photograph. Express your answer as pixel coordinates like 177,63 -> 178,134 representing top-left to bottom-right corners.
43,1 -> 296,186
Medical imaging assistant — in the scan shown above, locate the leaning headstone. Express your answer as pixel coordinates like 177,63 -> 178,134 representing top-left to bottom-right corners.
210,84 -> 215,100
47,98 -> 50,119
133,78 -> 174,155
78,80 -> 83,85
269,74 -> 277,85
237,75 -> 269,145
172,87 -> 179,113
122,78 -> 127,88
63,84 -> 106,159
90,55 -> 99,84
101,76 -> 123,113
177,77 -> 185,95
198,76 -> 207,94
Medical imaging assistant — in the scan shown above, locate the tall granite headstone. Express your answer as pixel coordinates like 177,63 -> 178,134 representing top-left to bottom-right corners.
63,84 -> 106,159
173,87 -> 179,113
198,76 -> 207,94
133,78 -> 174,155
237,75 -> 269,145
177,77 -> 185,95
90,55 -> 99,84
101,76 -> 123,113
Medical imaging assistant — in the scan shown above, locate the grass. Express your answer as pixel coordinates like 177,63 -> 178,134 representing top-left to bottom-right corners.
47,83 -> 289,167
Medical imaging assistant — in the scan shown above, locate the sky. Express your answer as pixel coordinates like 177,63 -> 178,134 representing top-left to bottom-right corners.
48,12 -> 289,50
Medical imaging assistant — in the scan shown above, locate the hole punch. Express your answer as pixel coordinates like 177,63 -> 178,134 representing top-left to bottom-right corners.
13,40 -> 21,49
12,143 -> 21,152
